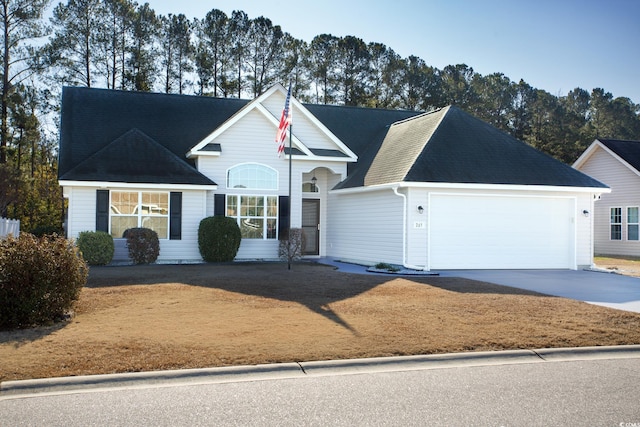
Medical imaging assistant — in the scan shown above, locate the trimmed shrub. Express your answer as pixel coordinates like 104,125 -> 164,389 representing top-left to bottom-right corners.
278,228 -> 306,262
198,216 -> 241,262
125,228 -> 160,264
0,233 -> 88,329
76,231 -> 114,265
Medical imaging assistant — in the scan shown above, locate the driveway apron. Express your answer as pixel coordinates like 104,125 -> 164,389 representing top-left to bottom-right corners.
435,269 -> 640,313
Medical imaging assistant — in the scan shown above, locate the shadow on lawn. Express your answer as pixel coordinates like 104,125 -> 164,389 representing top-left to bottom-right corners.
84,262 -> 549,332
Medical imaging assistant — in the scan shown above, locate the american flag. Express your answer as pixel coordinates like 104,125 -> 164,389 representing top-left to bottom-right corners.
275,84 -> 292,157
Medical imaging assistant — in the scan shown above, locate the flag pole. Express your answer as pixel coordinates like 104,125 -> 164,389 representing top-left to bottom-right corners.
287,121 -> 292,270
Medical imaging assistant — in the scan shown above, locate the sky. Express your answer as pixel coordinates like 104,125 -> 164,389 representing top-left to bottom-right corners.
147,0 -> 640,103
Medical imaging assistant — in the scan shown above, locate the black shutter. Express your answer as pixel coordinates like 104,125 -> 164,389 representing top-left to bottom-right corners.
214,193 -> 225,216
278,195 -> 290,239
96,190 -> 109,232
169,192 -> 182,240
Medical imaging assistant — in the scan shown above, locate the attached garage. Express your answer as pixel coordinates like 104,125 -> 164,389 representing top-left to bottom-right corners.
428,193 -> 576,269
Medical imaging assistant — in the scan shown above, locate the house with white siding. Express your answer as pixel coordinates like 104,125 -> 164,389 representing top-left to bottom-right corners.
573,139 -> 640,257
58,84 -> 609,270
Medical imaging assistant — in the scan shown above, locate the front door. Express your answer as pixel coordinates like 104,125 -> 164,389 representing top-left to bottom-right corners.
302,199 -> 320,255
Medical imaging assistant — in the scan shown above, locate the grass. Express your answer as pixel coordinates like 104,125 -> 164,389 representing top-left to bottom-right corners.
1,262 -> 640,382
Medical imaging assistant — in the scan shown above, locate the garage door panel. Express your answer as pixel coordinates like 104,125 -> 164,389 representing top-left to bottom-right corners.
429,194 -> 574,269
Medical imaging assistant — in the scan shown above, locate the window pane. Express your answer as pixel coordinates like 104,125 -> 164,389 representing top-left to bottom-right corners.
611,225 -> 622,240
241,218 -> 264,239
611,207 -> 622,223
267,196 -> 278,217
141,192 -> 168,215
111,216 -> 137,238
267,218 -> 277,239
227,195 -> 237,216
112,191 -> 138,215
628,207 -> 639,224
142,216 -> 168,239
629,224 -> 639,241
228,164 -> 277,190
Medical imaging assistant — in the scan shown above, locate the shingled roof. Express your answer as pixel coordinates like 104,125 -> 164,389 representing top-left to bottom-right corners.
60,129 -> 216,185
336,105 -> 608,189
597,139 -> 640,172
58,86 -> 607,190
58,87 -> 248,182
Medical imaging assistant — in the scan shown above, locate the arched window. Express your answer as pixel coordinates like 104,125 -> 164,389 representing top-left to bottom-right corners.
227,163 -> 278,190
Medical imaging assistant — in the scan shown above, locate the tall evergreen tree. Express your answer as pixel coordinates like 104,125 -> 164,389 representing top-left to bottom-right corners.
125,2 -> 159,91
308,33 -> 338,104
159,13 -> 193,94
194,9 -> 229,96
0,0 -> 50,164
47,0 -> 106,88
245,16 -> 283,97
335,35 -> 369,106
228,10 -> 249,98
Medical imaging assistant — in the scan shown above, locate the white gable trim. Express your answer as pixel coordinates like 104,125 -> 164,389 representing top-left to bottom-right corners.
186,84 -> 357,162
59,180 -> 217,191
573,139 -> 640,179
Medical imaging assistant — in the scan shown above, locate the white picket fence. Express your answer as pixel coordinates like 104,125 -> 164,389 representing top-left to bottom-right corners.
0,217 -> 20,238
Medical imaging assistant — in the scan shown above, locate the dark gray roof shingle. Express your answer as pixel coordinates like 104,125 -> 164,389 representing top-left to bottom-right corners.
58,87 -> 248,180
60,128 -> 216,185
337,105 -> 608,189
598,139 -> 640,172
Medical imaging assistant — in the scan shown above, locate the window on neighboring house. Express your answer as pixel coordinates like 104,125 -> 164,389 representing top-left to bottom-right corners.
110,191 -> 169,239
226,195 -> 278,239
611,207 -> 622,240
227,163 -> 277,190
628,207 -> 639,241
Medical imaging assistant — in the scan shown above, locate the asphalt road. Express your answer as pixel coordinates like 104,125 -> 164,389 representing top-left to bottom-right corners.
2,349 -> 640,426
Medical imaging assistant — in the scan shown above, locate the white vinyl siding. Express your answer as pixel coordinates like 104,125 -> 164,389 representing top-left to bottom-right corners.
65,187 -> 207,263
577,146 -> 640,256
195,108 -> 347,259
327,188 -> 404,266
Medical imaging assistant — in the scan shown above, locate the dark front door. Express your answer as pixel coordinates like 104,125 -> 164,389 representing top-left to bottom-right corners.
302,199 -> 320,255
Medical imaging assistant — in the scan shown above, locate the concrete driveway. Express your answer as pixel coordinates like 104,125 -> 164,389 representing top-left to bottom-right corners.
434,269 -> 640,313
318,259 -> 640,313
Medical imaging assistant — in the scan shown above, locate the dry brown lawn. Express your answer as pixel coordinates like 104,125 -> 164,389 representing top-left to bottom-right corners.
2,262 -> 640,382
594,256 -> 640,277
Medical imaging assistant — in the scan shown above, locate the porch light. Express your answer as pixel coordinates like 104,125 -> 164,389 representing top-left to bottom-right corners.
311,176 -> 317,192
583,209 -> 590,217
417,205 -> 424,214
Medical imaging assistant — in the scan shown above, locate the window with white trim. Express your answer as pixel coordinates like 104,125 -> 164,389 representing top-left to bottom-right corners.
227,195 -> 278,239
628,207 -> 639,241
227,163 -> 277,190
610,207 -> 622,240
110,191 -> 169,239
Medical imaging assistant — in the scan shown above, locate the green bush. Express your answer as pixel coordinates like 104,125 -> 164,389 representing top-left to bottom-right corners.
198,216 -> 241,262
0,233 -> 88,329
125,228 -> 160,264
279,228 -> 306,262
76,231 -> 114,265
30,225 -> 64,237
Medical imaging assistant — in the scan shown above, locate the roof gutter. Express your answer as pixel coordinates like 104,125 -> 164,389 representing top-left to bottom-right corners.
392,186 -> 426,271
332,181 -> 610,195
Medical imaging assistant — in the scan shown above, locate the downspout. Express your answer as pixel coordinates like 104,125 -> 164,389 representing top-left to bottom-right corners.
392,186 -> 426,271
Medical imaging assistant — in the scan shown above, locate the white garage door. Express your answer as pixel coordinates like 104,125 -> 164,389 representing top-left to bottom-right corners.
429,194 -> 575,269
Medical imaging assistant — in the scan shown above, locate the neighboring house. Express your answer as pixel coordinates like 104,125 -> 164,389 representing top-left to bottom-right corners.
58,84 -> 608,270
573,139 -> 640,257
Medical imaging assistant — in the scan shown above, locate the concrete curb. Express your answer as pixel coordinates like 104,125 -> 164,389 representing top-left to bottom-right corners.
3,345 -> 640,398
